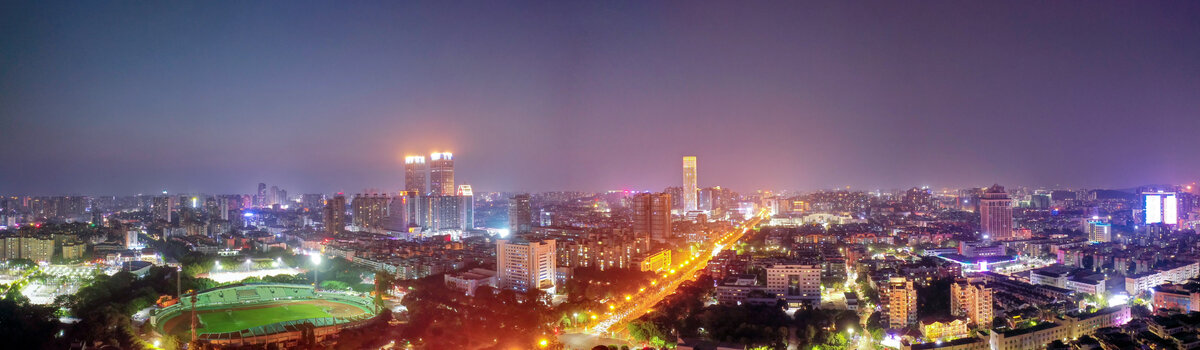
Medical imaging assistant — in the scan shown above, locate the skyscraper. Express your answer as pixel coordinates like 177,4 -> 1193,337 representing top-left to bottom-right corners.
979,184 -> 1013,240
323,193 -> 347,234
404,156 -> 428,195
508,193 -> 532,235
256,183 -> 267,207
457,185 -> 474,231
884,277 -> 917,329
633,192 -> 672,243
682,156 -> 698,212
429,152 -> 455,196
497,238 -> 557,293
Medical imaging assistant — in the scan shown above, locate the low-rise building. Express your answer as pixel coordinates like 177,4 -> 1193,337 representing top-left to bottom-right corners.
1125,261 -> 1200,295
444,268 -> 496,296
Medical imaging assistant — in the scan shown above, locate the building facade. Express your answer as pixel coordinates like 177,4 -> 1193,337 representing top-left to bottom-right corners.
497,238 -> 557,293
429,152 -> 455,196
682,156 -> 698,212
633,192 -> 672,243
979,184 -> 1013,240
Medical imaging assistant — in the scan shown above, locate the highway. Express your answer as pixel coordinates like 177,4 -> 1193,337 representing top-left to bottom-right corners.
587,209 -> 771,336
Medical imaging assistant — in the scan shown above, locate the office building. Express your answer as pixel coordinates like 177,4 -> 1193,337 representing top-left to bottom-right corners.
682,156 -> 698,212
429,152 -> 455,196
633,192 -> 673,243
509,193 -> 532,235
323,194 -> 347,234
1144,191 -> 1179,225
765,263 -> 821,309
951,280 -> 994,327
885,277 -> 918,329
980,184 -> 1013,240
497,238 -> 557,293
404,156 -> 428,195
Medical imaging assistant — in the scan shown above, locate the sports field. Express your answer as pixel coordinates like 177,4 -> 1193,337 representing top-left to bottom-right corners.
160,299 -> 371,335
198,303 -> 333,333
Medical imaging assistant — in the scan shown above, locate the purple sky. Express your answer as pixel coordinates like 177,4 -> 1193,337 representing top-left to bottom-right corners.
1,1 -> 1198,195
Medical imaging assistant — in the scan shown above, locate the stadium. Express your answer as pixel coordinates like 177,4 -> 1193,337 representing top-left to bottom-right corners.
152,283 -> 377,348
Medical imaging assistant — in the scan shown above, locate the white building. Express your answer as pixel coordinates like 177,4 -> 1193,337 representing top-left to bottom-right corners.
765,264 -> 821,309
444,268 -> 496,296
497,238 -> 557,294
1126,261 -> 1200,295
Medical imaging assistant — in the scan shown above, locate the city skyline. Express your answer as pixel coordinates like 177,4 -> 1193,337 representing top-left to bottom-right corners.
3,1 -> 1199,195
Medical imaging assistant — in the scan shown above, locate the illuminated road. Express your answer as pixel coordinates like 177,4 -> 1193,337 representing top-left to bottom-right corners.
587,209 -> 771,337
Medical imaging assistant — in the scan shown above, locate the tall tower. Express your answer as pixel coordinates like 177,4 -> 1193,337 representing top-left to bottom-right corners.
508,193 -> 532,235
429,152 -> 455,196
633,192 -> 673,243
979,184 -> 1013,240
682,156 -> 698,212
404,156 -> 428,195
256,183 -> 267,207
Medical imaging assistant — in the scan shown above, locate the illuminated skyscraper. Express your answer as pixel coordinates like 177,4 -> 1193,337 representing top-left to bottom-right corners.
429,152 -> 455,196
633,192 -> 672,243
508,193 -> 532,235
979,184 -> 1013,240
404,155 -> 427,195
457,185 -> 474,230
1144,191 -> 1179,225
682,156 -> 698,212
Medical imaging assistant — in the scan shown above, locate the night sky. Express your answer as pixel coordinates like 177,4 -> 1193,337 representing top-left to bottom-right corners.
2,1 -> 1198,195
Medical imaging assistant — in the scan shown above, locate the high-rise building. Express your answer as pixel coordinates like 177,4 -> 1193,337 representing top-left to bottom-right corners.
404,156 -> 428,195
765,263 -> 821,309
1144,191 -> 1179,225
508,194 -> 532,235
979,184 -> 1013,240
633,193 -> 673,243
256,183 -> 267,207
323,194 -> 347,234
351,194 -> 392,230
1086,220 -> 1112,242
682,156 -> 698,212
884,277 -> 918,329
951,280 -> 994,327
152,196 -> 176,223
497,238 -> 557,293
429,152 -> 455,196
458,185 -> 475,231
417,195 -> 465,232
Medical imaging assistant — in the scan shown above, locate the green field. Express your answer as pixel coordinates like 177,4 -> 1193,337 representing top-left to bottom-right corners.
197,303 -> 333,333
